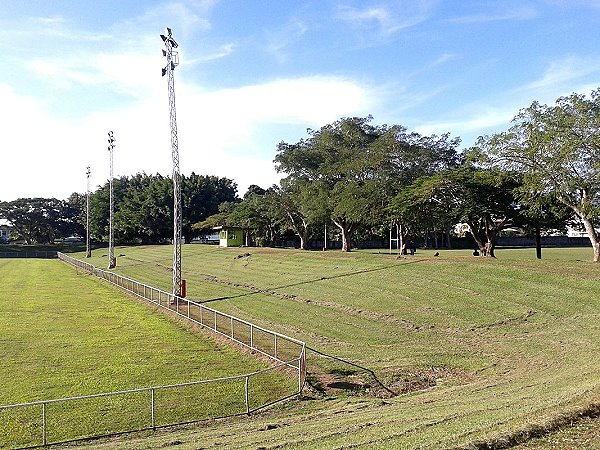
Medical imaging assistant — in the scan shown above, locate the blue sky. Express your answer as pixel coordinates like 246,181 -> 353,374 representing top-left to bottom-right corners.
2,0 -> 600,201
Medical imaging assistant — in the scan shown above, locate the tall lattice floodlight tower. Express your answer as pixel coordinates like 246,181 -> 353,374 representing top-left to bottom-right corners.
107,131 -> 116,269
86,166 -> 92,258
161,27 -> 183,298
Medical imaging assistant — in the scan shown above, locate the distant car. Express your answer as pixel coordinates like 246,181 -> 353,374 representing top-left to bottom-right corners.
64,236 -> 83,244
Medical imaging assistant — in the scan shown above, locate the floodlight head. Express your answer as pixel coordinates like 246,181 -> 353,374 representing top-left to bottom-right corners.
166,27 -> 172,37
162,49 -> 166,57
162,67 -> 167,77
160,34 -> 167,42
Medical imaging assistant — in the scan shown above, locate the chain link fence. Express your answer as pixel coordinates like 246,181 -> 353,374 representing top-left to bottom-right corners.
0,253 -> 306,448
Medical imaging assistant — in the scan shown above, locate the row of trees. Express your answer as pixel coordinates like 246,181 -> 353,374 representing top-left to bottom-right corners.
0,173 -> 238,245
196,90 -> 599,261
2,90 -> 598,260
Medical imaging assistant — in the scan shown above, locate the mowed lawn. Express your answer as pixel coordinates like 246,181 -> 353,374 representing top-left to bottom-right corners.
68,244 -> 600,449
0,258 -> 295,448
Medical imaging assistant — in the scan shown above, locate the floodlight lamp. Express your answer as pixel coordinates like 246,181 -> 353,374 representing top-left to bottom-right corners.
160,34 -> 167,42
166,27 -> 172,37
162,67 -> 167,77
162,49 -> 167,57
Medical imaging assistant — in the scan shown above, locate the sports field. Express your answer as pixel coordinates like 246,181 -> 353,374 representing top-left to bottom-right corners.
3,245 -> 600,449
51,244 -> 600,449
0,258 -> 295,448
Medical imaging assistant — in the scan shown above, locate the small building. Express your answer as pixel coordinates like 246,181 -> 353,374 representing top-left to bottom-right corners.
214,226 -> 243,247
0,219 -> 11,243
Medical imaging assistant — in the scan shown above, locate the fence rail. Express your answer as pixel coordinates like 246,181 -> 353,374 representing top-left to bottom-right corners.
0,251 -> 57,259
57,252 -> 306,367
0,253 -> 306,449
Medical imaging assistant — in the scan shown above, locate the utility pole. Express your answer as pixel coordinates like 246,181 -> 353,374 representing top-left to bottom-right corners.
107,131 -> 116,269
86,166 -> 91,258
161,27 -> 184,298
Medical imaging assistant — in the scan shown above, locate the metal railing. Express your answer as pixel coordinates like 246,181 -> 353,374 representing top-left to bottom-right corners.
0,251 -> 57,258
0,359 -> 302,448
0,253 -> 306,448
57,252 -> 306,368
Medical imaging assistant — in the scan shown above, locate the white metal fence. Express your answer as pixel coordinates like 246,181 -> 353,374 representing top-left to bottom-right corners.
0,253 -> 306,449
57,252 -> 306,368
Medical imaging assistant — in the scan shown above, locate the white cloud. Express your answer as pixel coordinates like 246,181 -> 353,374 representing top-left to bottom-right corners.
0,75 -> 375,201
523,56 -> 600,91
447,5 -> 538,24
263,18 -> 309,63
337,1 -> 436,37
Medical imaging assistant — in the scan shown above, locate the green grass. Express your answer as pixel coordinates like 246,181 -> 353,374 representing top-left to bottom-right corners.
55,244 -> 600,449
0,259 -> 296,448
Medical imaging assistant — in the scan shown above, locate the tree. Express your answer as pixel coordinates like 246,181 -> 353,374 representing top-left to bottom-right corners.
0,198 -> 78,244
227,186 -> 283,246
382,129 -> 461,251
415,165 -> 521,257
182,173 -> 238,243
275,116 -> 386,251
279,179 -> 330,250
482,89 -> 600,261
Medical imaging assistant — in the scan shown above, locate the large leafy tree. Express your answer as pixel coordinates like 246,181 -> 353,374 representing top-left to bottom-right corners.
413,165 -> 521,257
182,173 -> 238,243
275,116 -> 386,252
382,129 -> 460,250
482,90 -> 600,261
0,198 -> 80,244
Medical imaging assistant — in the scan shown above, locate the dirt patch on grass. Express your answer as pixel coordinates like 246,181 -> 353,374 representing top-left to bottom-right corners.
306,364 -> 472,399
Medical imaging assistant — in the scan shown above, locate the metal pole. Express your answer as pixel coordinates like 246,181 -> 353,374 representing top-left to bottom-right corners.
244,376 -> 250,414
151,388 -> 155,429
107,131 -> 116,269
42,402 -> 47,446
161,27 -> 183,298
86,167 -> 91,258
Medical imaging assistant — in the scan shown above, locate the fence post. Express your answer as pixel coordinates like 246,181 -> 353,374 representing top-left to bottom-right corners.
151,388 -> 155,429
298,346 -> 305,395
42,402 -> 47,446
250,324 -> 254,348
214,310 -> 217,331
230,316 -> 234,338
244,376 -> 250,414
187,300 -> 190,318
274,334 -> 278,360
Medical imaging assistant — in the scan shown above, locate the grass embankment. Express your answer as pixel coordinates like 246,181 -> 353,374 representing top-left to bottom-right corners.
66,244 -> 600,449
0,259 -> 295,448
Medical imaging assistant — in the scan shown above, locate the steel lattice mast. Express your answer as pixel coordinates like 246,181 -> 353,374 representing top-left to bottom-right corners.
161,27 -> 183,297
107,131 -> 116,269
86,166 -> 91,258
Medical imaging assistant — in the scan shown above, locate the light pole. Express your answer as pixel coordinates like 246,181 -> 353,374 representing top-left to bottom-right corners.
161,27 -> 185,298
107,131 -> 116,269
86,166 -> 91,258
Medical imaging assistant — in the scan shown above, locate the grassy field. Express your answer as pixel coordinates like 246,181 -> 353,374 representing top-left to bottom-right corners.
54,243 -> 600,449
0,258 -> 295,448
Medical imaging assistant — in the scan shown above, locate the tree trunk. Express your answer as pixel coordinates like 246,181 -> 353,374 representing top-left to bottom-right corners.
535,226 -> 542,260
578,215 -> 600,262
287,212 -> 309,250
466,222 -> 487,256
333,220 -> 353,252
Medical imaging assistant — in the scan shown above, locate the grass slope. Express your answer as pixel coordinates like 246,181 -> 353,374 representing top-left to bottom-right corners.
61,245 -> 600,449
0,259 -> 294,448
